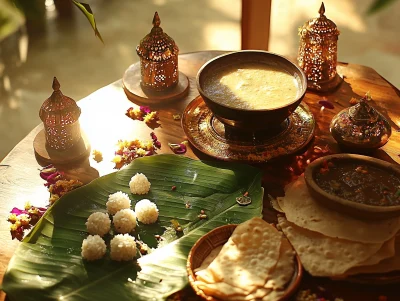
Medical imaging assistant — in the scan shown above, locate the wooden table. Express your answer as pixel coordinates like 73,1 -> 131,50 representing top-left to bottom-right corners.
1,51 -> 399,300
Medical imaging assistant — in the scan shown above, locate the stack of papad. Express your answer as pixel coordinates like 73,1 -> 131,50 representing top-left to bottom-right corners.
194,217 -> 296,301
277,175 -> 400,278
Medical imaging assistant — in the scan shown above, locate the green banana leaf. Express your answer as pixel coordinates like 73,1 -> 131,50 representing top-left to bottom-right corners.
1,154 -> 263,301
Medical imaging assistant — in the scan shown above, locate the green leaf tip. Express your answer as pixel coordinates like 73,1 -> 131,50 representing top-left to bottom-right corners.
72,0 -> 104,44
367,0 -> 396,15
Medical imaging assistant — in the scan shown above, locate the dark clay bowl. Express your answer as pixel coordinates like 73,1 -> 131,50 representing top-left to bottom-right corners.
196,51 -> 307,131
304,154 -> 400,220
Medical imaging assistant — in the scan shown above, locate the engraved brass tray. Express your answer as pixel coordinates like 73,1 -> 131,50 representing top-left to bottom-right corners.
182,96 -> 315,162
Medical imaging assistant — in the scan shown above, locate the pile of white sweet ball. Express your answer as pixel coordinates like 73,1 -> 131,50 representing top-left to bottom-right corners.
81,173 -> 159,261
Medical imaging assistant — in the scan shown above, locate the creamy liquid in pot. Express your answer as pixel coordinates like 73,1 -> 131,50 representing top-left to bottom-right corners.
203,63 -> 299,110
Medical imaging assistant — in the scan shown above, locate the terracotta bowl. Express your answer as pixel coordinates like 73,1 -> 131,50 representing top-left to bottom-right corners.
196,51 -> 307,131
304,154 -> 400,220
186,224 -> 303,301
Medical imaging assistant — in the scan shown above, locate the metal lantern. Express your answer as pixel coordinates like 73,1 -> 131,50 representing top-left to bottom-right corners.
39,77 -> 81,150
297,2 -> 342,92
136,12 -> 179,91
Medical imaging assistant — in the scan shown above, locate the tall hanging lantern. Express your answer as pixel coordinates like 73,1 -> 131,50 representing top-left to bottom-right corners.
136,12 -> 179,91
39,77 -> 81,150
297,2 -> 342,92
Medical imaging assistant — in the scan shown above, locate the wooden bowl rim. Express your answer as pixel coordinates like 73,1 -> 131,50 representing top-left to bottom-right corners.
195,50 -> 307,112
304,154 -> 400,214
186,224 -> 303,301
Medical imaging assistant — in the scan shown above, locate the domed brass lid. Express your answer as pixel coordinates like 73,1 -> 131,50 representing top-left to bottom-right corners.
349,94 -> 379,125
39,77 -> 81,126
330,93 -> 392,150
300,2 -> 340,36
136,12 -> 179,62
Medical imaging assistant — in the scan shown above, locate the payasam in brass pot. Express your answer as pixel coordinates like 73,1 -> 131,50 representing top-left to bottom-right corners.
330,93 -> 391,152
123,12 -> 189,104
297,2 -> 342,92
196,51 -> 308,131
184,51 -> 315,163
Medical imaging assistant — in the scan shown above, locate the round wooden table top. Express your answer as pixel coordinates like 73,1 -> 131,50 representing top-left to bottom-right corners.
1,51 -> 400,300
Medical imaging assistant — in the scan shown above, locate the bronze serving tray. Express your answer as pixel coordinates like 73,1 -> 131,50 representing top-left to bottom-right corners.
182,96 -> 315,163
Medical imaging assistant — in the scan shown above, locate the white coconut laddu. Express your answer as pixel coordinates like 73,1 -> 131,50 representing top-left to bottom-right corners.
128,173 -> 158,224
82,173 -> 158,261
86,212 -> 111,237
110,234 -> 137,261
129,173 -> 151,195
113,209 -> 137,233
107,191 -> 131,215
81,235 -> 107,261
135,199 -> 159,224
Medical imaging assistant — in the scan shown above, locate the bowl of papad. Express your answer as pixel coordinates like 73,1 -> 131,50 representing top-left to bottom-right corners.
186,217 -> 302,301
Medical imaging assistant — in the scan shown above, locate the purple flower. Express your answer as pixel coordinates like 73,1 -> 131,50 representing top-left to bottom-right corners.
154,141 -> 161,149
10,208 -> 28,216
150,132 -> 158,141
39,165 -> 57,180
145,150 -> 154,156
44,172 -> 64,186
140,106 -> 152,114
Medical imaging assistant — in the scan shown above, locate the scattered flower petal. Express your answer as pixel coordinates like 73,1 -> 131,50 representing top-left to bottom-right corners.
39,165 -> 57,180
126,107 -> 144,121
140,106 -> 152,114
10,208 -> 28,215
8,204 -> 48,241
168,143 -> 187,154
112,133 -> 161,169
92,149 -> 103,163
126,106 -> 160,127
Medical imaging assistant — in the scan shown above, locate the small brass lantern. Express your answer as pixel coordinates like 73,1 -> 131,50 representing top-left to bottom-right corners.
297,2 -> 342,92
39,77 -> 82,150
136,12 -> 179,91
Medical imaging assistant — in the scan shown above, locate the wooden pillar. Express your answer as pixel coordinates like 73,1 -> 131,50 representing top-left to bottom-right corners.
241,0 -> 272,50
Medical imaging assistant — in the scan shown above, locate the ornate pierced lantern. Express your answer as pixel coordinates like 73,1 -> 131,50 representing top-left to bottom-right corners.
136,12 -> 179,91
297,2 -> 342,92
39,77 -> 81,150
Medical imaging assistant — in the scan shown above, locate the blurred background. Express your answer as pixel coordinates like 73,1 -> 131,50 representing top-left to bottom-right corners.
0,0 -> 399,159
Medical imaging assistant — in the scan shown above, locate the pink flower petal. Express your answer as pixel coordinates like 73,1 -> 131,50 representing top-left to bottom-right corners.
140,106 -> 152,114
10,208 -> 28,215
168,143 -> 187,154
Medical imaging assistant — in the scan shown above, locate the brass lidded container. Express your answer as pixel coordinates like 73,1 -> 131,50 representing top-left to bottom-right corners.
39,77 -> 81,150
136,12 -> 179,91
297,2 -> 342,92
330,93 -> 392,151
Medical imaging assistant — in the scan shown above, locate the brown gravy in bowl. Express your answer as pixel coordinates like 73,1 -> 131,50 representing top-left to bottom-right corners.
315,159 -> 400,206
203,63 -> 299,110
